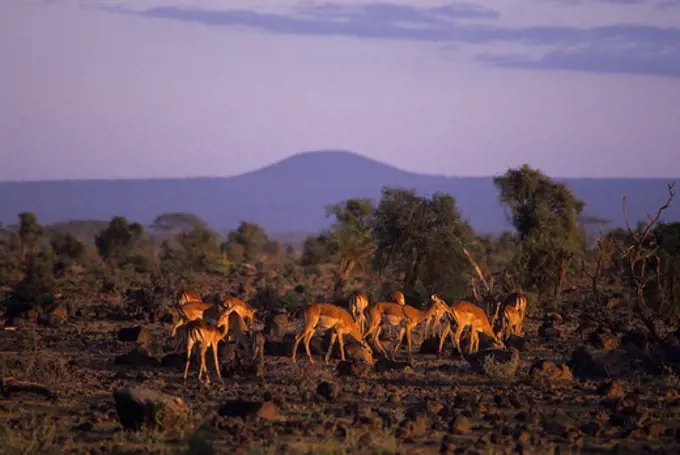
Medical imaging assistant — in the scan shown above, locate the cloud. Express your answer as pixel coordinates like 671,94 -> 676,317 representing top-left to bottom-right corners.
104,2 -> 680,78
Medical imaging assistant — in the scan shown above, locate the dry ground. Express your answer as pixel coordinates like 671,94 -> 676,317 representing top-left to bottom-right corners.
2,308 -> 680,455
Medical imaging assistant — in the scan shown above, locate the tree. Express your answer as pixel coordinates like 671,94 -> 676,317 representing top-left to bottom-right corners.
95,216 -> 144,267
616,183 -> 676,341
18,212 -> 43,262
300,232 -> 336,266
493,165 -> 586,298
50,231 -> 86,263
372,187 -> 474,301
324,198 -> 376,282
224,221 -> 276,263
173,225 -> 221,272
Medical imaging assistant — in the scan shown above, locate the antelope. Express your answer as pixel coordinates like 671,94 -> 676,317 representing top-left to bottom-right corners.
432,295 -> 505,356
495,292 -> 527,337
391,291 -> 406,306
499,305 -> 522,340
170,300 -> 225,337
292,303 -> 374,364
221,297 -> 257,326
364,297 -> 450,361
177,290 -> 203,306
173,308 -> 232,385
225,311 -> 264,363
348,290 -> 370,334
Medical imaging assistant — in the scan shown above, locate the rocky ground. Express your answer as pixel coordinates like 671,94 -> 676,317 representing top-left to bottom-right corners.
2,303 -> 680,455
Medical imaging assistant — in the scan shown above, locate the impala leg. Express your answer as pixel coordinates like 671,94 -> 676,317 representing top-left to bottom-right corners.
453,324 -> 466,356
183,338 -> 195,384
406,326 -> 414,363
212,342 -> 223,384
470,331 -> 479,354
337,331 -> 346,361
438,323 -> 451,356
394,326 -> 406,358
325,332 -> 337,363
199,345 -> 211,385
303,330 -> 316,364
292,328 -> 310,364
369,324 -> 388,358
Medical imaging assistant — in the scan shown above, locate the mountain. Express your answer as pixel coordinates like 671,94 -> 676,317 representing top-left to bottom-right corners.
0,150 -> 678,237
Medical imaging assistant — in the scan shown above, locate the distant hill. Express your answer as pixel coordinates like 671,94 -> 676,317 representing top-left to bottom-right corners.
1,150 -> 678,238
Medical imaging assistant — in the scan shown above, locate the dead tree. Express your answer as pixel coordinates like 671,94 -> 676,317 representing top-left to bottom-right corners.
461,247 -> 501,324
620,182 -> 676,342
581,233 -> 615,302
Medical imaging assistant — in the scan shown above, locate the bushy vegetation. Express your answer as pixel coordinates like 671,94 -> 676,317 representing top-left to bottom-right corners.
0,166 -> 678,340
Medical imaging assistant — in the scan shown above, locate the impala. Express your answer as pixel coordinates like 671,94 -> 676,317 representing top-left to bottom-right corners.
364,297 -> 449,361
432,295 -> 505,356
292,303 -> 374,364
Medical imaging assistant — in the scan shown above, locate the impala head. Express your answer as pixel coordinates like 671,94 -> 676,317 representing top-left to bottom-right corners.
357,339 -> 375,364
430,294 -> 447,308
216,309 -> 232,328
391,291 -> 406,306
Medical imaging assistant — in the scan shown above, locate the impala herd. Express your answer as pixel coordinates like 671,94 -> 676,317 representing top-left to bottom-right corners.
170,288 -> 527,385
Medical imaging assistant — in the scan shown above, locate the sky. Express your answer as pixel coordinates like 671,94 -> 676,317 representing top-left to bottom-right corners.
1,0 -> 680,181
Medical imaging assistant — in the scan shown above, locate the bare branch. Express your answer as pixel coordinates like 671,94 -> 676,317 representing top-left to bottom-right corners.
462,247 -> 491,293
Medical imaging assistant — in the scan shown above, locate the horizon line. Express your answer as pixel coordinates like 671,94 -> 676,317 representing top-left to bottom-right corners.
1,150 -> 678,184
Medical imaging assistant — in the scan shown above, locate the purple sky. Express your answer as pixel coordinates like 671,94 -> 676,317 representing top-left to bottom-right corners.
1,0 -> 680,181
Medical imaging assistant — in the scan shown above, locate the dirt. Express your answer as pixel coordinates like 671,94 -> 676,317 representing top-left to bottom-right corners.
2,310 -> 680,454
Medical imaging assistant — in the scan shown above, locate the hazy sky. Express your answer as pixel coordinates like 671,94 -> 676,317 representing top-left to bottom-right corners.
1,0 -> 680,181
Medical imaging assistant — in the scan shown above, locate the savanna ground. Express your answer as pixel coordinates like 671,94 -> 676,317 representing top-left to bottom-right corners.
3,281 -> 680,455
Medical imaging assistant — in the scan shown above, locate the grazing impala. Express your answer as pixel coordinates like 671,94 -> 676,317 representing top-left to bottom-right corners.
177,290 -> 203,306
348,291 -> 370,334
496,292 -> 527,337
170,300 -> 225,337
173,308 -> 232,385
500,305 -> 523,339
292,303 -> 374,364
432,295 -> 505,356
364,297 -> 449,361
221,297 -> 257,326
225,311 -> 264,362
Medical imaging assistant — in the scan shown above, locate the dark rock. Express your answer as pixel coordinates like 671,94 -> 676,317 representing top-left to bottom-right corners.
160,353 -> 185,368
218,398 -> 279,421
589,331 -> 620,351
113,387 -> 187,431
419,337 -> 441,355
598,380 -> 625,398
529,360 -> 573,385
316,381 -> 339,401
117,326 -> 151,347
568,346 -> 608,379
449,414 -> 471,434
505,335 -> 527,352
538,322 -> 560,339
114,346 -> 159,367
336,359 -> 371,377
374,357 -> 412,373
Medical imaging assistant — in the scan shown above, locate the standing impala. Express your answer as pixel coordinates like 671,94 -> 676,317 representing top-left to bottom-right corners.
292,303 -> 374,364
432,295 -> 505,356
173,308 -> 232,385
364,297 -> 449,361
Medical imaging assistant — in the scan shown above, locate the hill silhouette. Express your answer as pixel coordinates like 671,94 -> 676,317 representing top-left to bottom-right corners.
0,150 -> 678,237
